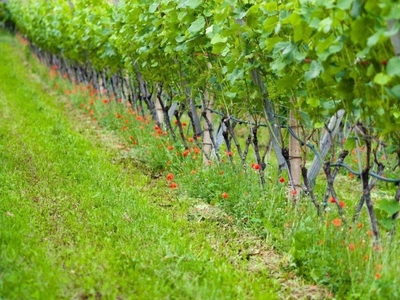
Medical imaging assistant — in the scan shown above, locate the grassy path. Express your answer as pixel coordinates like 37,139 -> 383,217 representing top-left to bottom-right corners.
0,31 -> 323,299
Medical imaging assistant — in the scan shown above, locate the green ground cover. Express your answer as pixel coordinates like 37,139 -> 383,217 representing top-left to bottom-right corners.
0,31 -> 327,299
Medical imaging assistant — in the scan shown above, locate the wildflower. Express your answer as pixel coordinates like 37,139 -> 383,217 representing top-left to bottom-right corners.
348,243 -> 355,251
292,190 -> 298,196
357,223 -> 364,229
167,145 -> 174,151
166,173 -> 174,181
226,151 -> 233,157
117,113 -> 123,119
374,273 -> 381,280
183,149 -> 190,157
349,173 -> 354,179
124,120 -> 129,124
122,126 -> 128,131
169,182 -> 178,189
222,192 -> 229,199
193,147 -> 201,154
339,201 -> 346,208
279,177 -> 285,183
188,137 -> 194,142
190,170 -> 197,175
118,98 -> 123,103
103,99 -> 109,104
329,197 -> 336,203
252,163 -> 261,170
182,122 -> 187,127
332,218 -> 342,227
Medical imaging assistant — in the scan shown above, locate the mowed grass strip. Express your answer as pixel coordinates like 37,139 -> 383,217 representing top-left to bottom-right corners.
0,31 -> 279,299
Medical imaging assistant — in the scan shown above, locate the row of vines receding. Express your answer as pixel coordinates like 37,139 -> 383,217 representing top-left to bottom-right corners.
4,0 -> 400,245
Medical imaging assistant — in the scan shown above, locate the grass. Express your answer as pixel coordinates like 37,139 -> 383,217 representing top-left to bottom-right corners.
0,30 -> 331,299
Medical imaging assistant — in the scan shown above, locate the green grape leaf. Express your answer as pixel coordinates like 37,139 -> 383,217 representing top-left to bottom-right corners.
387,57 -> 400,77
337,0 -> 353,10
318,17 -> 332,33
211,34 -> 227,44
367,29 -> 384,47
187,15 -> 205,35
351,17 -> 371,46
149,3 -> 158,13
306,97 -> 320,108
186,0 -> 202,9
388,85 -> 400,100
304,60 -> 323,81
373,73 -> 391,85
377,199 -> 400,215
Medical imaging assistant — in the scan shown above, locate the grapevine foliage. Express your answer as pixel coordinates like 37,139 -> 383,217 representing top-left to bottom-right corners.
7,0 -> 400,143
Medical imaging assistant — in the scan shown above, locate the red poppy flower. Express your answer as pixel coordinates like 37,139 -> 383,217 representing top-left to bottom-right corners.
169,182 -> 178,189
166,173 -> 174,181
222,192 -> 229,199
279,177 -> 285,183
183,149 -> 190,157
332,218 -> 341,227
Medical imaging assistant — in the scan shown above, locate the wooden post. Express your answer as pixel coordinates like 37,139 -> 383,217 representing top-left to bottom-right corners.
202,88 -> 214,164
289,107 -> 302,198
307,109 -> 345,188
155,83 -> 164,126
